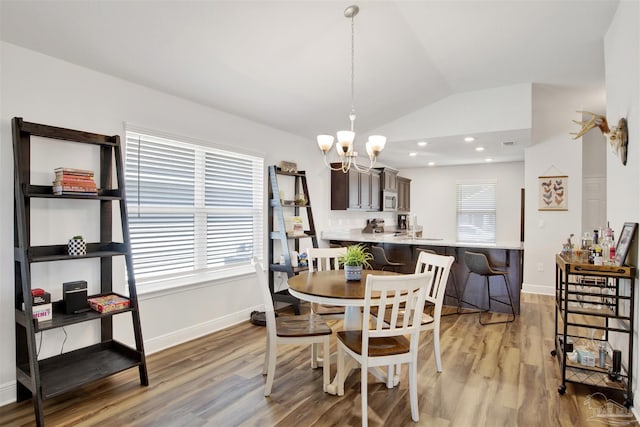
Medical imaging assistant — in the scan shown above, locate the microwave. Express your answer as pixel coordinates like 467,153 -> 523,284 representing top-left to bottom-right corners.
382,191 -> 397,211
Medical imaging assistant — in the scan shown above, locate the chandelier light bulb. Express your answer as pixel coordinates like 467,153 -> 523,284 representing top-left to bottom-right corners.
317,134 -> 335,153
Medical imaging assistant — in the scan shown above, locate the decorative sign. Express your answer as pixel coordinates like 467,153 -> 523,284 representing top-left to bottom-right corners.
280,161 -> 298,173
614,222 -> 638,266
538,175 -> 568,211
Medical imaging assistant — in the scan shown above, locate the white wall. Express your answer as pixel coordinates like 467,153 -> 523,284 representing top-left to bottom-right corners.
0,42 -> 330,404
399,162 -> 524,243
521,85 -> 605,295
603,0 -> 640,410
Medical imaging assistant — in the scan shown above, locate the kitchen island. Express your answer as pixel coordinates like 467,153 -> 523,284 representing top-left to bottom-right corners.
322,231 -> 523,314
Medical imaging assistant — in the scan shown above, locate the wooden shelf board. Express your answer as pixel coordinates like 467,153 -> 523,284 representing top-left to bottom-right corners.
17,341 -> 143,400
16,295 -> 133,332
27,243 -> 127,263
24,185 -> 123,200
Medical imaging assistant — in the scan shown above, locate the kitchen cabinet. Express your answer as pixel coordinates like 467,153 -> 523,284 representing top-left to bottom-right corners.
379,168 -> 398,192
331,164 -> 381,211
397,176 -> 411,212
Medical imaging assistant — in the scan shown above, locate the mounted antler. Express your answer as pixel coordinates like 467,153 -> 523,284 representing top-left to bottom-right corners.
571,111 -> 629,166
571,111 -> 610,139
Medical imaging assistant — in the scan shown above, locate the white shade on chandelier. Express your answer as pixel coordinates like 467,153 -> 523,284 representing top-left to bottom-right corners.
316,5 -> 386,173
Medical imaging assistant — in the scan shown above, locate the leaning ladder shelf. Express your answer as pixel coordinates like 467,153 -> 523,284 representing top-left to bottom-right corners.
267,165 -> 318,314
12,118 -> 148,426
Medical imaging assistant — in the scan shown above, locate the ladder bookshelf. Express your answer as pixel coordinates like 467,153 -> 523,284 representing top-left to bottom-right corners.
267,165 -> 318,314
11,118 -> 148,426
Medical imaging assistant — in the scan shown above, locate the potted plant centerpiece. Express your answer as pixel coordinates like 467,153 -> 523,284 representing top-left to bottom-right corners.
339,244 -> 373,281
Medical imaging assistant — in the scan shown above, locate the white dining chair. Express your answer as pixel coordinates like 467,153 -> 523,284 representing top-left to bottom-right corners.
336,272 -> 432,426
252,258 -> 332,396
307,247 -> 347,318
413,250 -> 455,372
372,251 -> 454,380
307,247 -> 347,365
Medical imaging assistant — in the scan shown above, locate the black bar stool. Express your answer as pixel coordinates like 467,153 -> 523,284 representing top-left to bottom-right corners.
462,251 -> 516,325
371,245 -> 405,272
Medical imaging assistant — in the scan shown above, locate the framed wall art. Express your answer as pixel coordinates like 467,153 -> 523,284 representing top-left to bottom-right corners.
614,222 -> 638,266
538,175 -> 568,211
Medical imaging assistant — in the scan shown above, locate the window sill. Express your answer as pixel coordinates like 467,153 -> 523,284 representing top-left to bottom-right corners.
136,264 -> 254,299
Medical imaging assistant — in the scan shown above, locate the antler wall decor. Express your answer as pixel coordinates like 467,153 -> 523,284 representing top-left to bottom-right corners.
571,111 -> 629,165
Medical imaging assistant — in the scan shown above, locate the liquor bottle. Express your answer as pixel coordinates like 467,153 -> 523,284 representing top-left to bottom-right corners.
589,230 -> 598,264
590,229 -> 602,264
601,226 -> 615,265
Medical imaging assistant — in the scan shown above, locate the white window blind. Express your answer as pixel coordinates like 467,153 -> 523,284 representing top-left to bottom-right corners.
125,131 -> 264,283
456,182 -> 496,243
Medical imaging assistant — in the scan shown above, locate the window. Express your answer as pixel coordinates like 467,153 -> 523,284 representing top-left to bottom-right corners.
456,181 -> 496,243
125,130 -> 264,285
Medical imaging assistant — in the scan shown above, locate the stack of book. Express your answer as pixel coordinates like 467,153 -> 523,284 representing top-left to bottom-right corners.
52,167 -> 98,195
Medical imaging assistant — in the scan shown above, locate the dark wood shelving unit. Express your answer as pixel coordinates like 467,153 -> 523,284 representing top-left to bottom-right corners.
12,117 -> 148,426
267,165 -> 318,314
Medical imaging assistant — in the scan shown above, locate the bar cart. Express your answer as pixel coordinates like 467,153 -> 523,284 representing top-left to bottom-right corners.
552,254 -> 636,407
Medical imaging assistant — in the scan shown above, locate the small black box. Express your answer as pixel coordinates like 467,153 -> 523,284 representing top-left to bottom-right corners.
63,280 -> 89,314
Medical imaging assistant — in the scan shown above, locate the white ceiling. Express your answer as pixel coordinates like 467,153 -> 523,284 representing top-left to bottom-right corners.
0,1 -> 618,169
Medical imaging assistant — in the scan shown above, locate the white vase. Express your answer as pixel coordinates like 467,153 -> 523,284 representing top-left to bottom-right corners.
344,265 -> 362,281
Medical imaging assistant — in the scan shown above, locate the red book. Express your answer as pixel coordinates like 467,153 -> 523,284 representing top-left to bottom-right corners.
55,179 -> 97,188
87,295 -> 130,313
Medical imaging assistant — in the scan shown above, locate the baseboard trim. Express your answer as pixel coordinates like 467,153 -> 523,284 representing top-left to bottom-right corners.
522,282 -> 555,296
144,305 -> 263,355
0,380 -> 16,407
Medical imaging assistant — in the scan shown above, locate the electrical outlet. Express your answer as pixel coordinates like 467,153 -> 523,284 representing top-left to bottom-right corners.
537,262 -> 544,272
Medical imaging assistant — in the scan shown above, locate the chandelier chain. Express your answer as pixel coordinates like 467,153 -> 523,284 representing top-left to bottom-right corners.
316,4 -> 385,173
350,11 -> 356,132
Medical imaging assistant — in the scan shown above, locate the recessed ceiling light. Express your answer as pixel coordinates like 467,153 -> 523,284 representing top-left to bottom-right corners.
485,158 -> 493,162
464,136 -> 475,142
417,141 -> 428,147
427,161 -> 435,166
475,146 -> 485,152
409,152 -> 417,157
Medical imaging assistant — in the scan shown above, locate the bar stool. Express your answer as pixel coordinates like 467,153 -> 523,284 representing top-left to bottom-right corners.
462,251 -> 516,325
371,245 -> 405,272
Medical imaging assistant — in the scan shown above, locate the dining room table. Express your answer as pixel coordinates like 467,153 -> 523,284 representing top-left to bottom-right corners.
287,269 -> 402,395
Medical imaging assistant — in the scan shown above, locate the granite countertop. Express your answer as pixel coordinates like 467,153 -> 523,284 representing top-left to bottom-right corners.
321,229 -> 523,251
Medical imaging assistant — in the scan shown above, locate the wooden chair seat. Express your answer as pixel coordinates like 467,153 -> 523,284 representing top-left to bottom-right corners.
336,330 -> 410,357
276,316 -> 333,337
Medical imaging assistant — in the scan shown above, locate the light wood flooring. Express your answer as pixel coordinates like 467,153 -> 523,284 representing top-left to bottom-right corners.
1,293 -> 637,427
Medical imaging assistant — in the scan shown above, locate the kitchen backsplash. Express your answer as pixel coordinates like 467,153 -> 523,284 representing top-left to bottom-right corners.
326,210 -> 396,231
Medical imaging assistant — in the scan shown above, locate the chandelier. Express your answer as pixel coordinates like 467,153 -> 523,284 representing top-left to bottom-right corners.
317,4 -> 386,173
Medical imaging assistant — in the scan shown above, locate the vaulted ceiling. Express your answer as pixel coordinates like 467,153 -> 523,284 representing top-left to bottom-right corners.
0,1 -> 618,168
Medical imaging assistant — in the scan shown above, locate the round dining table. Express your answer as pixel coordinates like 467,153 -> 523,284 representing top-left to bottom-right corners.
287,269 -> 400,330
287,269 -> 401,395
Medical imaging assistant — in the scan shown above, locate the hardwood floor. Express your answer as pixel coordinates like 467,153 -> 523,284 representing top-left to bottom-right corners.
1,293 -> 637,426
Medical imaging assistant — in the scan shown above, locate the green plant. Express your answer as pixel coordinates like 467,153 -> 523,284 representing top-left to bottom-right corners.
72,235 -> 84,240
339,244 -> 373,269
